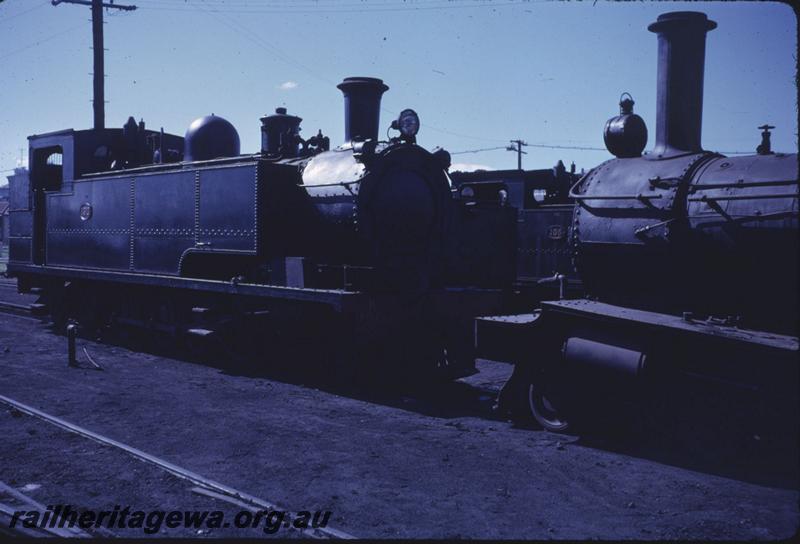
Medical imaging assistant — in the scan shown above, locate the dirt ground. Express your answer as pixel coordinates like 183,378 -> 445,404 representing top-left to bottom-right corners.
0,407 -> 308,538
0,301 -> 798,539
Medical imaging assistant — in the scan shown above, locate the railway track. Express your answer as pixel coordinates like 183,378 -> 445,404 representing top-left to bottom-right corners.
0,481 -> 95,538
0,394 -> 355,539
0,279 -> 44,322
0,301 -> 38,320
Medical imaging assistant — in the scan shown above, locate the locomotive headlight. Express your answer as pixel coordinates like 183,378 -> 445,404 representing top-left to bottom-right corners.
392,109 -> 420,139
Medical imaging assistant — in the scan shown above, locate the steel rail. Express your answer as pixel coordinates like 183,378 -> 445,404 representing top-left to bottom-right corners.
0,481 -> 93,538
0,394 -> 355,539
0,301 -> 40,321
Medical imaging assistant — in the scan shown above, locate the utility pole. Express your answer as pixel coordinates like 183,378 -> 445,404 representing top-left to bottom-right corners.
506,139 -> 528,170
51,0 -> 137,130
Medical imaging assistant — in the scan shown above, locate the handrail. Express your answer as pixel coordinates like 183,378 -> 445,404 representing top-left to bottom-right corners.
569,192 -> 663,201
689,193 -> 798,202
691,179 -> 797,190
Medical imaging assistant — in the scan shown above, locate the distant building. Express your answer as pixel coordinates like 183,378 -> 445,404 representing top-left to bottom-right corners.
0,200 -> 8,249
2,167 -> 29,249
449,161 -> 577,206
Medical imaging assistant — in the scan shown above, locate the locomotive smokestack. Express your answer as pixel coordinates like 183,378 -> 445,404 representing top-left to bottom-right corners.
648,11 -> 716,156
337,77 -> 389,143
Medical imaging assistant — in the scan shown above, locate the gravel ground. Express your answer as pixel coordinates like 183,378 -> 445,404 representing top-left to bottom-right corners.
0,408 -> 308,538
0,305 -> 798,539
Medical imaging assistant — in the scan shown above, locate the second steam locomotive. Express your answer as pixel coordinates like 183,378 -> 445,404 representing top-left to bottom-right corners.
479,11 -> 798,431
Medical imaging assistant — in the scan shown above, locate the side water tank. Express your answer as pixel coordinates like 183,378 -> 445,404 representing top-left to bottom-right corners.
184,114 -> 240,162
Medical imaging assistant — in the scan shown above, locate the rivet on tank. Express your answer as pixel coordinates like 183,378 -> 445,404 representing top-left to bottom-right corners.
603,93 -> 647,158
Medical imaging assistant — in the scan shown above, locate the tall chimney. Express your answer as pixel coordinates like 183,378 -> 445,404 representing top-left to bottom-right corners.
648,11 -> 716,157
336,77 -> 389,143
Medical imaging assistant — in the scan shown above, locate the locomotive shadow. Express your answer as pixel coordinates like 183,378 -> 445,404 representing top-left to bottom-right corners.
222,338 -> 799,490
64,322 -> 798,489
217,350 -> 507,422
82,322 -> 505,421
564,388 -> 799,491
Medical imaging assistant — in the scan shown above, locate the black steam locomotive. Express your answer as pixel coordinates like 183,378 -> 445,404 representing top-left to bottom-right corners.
479,11 -> 799,431
6,77 -> 515,382
449,162 -> 582,304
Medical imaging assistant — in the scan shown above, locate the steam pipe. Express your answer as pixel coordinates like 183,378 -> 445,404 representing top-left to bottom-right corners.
537,273 -> 566,300
648,11 -> 716,157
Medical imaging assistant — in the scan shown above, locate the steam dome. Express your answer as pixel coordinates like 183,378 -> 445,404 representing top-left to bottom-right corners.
184,114 -> 240,162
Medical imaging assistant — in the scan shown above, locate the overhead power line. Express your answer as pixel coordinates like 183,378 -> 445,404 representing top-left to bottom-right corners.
0,1 -> 49,26
525,142 -> 606,151
195,0 -> 337,87
134,0 -> 529,14
193,0 -> 513,147
419,123 -> 508,144
191,0 -> 510,145
451,143 -> 757,156
51,0 -> 138,130
450,146 -> 508,155
0,22 -> 89,62
452,142 -> 608,155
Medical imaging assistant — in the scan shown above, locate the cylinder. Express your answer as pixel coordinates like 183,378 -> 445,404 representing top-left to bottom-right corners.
336,77 -> 389,143
563,337 -> 646,378
648,11 -> 716,156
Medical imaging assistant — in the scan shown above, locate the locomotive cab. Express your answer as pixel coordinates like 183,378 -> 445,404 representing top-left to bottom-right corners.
449,165 -> 579,295
9,123 -> 184,270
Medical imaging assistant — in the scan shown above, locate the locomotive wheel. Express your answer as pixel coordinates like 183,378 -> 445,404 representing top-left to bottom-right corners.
528,380 -> 571,432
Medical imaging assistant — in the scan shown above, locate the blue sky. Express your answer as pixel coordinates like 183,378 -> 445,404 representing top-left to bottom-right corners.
0,0 -> 796,181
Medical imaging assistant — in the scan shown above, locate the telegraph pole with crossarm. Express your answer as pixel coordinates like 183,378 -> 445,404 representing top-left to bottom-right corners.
507,139 -> 528,170
51,0 -> 137,130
